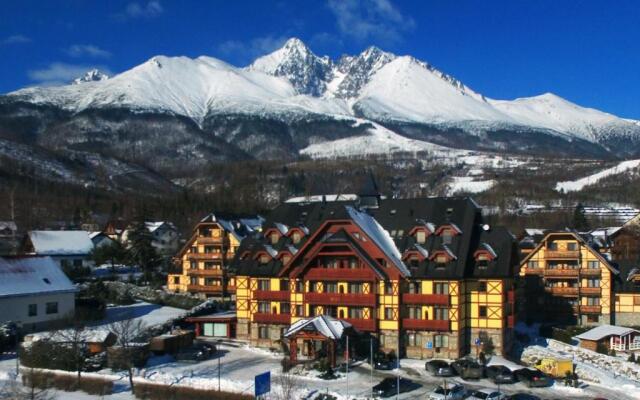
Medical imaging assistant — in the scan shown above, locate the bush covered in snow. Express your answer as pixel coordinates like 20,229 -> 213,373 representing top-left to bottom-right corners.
132,381 -> 253,400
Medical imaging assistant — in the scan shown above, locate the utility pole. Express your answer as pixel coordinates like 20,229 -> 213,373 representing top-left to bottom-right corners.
346,334 -> 349,400
370,336 -> 374,400
218,342 -> 221,392
396,334 -> 400,400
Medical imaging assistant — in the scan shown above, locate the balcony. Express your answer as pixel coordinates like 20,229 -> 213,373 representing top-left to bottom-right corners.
524,268 -> 543,275
402,293 -> 450,305
253,313 -> 291,324
580,287 -> 601,295
545,287 -> 579,296
343,318 -> 376,332
579,305 -> 602,314
253,290 -> 290,301
581,269 -> 601,277
196,236 -> 228,245
544,269 -> 579,278
187,253 -> 225,261
187,268 -> 224,277
402,318 -> 450,331
305,292 -> 376,306
545,250 -> 580,259
187,284 -> 223,294
304,268 -> 377,281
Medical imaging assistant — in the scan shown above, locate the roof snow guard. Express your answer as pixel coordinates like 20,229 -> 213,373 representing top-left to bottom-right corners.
284,315 -> 352,340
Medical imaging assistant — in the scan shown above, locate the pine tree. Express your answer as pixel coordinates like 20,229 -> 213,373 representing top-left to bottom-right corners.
127,217 -> 160,282
572,203 -> 590,231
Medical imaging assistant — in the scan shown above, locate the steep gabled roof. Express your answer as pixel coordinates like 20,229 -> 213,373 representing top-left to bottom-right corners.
284,315 -> 352,339
27,230 -> 94,255
0,256 -> 77,298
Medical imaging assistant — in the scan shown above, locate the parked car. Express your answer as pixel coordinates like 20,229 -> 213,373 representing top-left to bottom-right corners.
468,389 -> 508,400
425,359 -> 455,377
174,343 -> 215,362
371,355 -> 397,370
428,383 -> 466,400
451,358 -> 484,379
372,377 -> 415,397
514,368 -> 553,387
507,394 -> 541,400
486,365 -> 517,384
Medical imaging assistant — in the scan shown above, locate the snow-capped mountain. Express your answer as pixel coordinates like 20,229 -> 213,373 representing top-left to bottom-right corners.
72,69 -> 110,85
1,37 -> 639,176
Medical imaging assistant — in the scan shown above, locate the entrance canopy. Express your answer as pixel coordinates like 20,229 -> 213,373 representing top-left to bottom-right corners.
284,315 -> 352,340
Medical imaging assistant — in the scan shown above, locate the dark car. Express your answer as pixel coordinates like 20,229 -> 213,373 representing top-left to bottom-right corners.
486,365 -> 517,384
425,359 -> 455,377
371,355 -> 397,370
514,368 -> 553,387
174,343 -> 215,362
451,358 -> 484,380
372,377 -> 415,398
507,394 -> 541,400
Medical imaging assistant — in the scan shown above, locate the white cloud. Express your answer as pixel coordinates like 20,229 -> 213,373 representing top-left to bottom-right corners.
115,1 -> 163,20
65,44 -> 112,59
327,0 -> 415,45
2,34 -> 31,45
217,35 -> 288,64
27,62 -> 112,86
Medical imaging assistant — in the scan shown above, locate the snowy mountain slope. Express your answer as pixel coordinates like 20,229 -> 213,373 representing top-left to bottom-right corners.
555,159 -> 640,192
2,37 -> 639,164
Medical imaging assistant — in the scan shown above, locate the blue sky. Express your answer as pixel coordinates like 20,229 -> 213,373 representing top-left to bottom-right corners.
1,0 -> 639,118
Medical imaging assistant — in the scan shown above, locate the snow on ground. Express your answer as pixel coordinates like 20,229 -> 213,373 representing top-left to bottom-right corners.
95,302 -> 186,329
447,176 -> 496,195
555,159 -> 640,192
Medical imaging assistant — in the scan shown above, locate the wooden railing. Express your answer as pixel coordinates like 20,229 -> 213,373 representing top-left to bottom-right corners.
253,313 -> 291,324
545,287 -> 579,295
196,236 -> 228,245
580,269 -> 601,277
342,318 -> 376,332
187,284 -> 223,293
303,268 -> 377,281
545,250 -> 580,259
402,293 -> 450,305
507,315 -> 515,328
401,319 -> 450,331
579,305 -> 602,314
187,253 -> 225,261
187,268 -> 224,277
253,290 -> 290,301
544,269 -> 579,277
305,292 -> 376,306
580,287 -> 602,295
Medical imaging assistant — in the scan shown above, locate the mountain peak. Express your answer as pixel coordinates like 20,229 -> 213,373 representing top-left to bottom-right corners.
72,69 -> 109,85
282,37 -> 308,51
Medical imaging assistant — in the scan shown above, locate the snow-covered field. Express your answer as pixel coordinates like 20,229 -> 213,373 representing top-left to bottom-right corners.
447,176 -> 496,195
555,159 -> 640,192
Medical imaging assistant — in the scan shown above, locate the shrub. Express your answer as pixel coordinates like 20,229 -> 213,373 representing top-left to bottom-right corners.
628,353 -> 636,363
281,357 -> 294,372
21,369 -> 113,395
595,342 -> 608,355
551,328 -> 573,345
133,381 -> 253,400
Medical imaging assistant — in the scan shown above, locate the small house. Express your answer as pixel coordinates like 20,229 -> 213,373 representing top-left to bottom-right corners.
22,230 -> 95,269
25,329 -> 117,354
576,324 -> 640,352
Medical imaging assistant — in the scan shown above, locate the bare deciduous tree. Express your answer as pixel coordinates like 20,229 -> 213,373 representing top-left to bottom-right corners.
50,319 -> 89,382
108,318 -> 147,391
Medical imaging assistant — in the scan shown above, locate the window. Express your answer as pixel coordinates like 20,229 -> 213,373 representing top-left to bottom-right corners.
28,304 -> 37,317
408,257 -> 420,271
567,242 -> 578,251
190,261 -> 197,269
384,282 -> 394,295
434,282 -> 449,295
295,305 -> 304,317
349,307 -> 364,319
548,242 -> 558,250
406,332 -> 418,347
204,278 -> 221,286
324,282 -> 338,293
257,279 -> 270,291
586,297 -> 600,306
434,307 -> 449,321
270,233 -> 279,245
479,306 -> 487,318
587,260 -> 599,269
435,254 -> 448,265
527,260 -> 539,269
191,246 -> 198,254
204,262 -> 219,270
280,280 -> 290,292
280,302 -> 291,314
258,302 -> 270,313
46,302 -> 58,315
587,279 -> 600,288
434,334 -> 449,348
349,283 -> 363,294
442,231 -> 453,245
258,326 -> 268,339
379,334 -> 386,347
295,280 -> 304,293
408,281 -> 421,294
173,277 -> 180,284
292,231 -> 302,244
259,254 -> 270,265
407,306 -> 421,319
478,281 -> 487,292
323,306 -> 337,318
384,307 -> 394,320
349,258 -> 358,269
416,231 -> 426,244
282,255 -> 291,264
190,277 -> 197,285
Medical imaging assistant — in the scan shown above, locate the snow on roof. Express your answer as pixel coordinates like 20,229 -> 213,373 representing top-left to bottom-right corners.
89,231 -> 103,239
479,243 -> 498,258
0,221 -> 17,231
441,244 -> 458,260
414,244 -> 429,258
274,222 -> 289,235
239,217 -> 264,231
0,256 -> 77,298
145,221 -> 175,233
30,328 -> 113,343
217,219 -> 244,242
525,228 -> 546,236
346,206 -> 410,276
588,227 -> 622,238
284,315 -> 352,339
286,245 -> 299,255
28,230 -> 94,255
285,194 -> 358,203
576,325 -> 640,341
263,245 -> 278,257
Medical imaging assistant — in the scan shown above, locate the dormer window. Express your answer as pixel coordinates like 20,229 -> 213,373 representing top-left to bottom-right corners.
435,254 -> 448,264
282,255 -> 291,264
292,231 -> 302,244
416,231 -> 426,244
259,255 -> 270,264
270,232 -> 279,244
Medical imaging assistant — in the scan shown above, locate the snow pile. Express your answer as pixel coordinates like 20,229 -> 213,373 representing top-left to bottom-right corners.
555,159 -> 640,192
447,176 -> 496,195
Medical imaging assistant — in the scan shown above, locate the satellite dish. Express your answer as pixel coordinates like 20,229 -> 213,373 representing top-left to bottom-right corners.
482,224 -> 490,231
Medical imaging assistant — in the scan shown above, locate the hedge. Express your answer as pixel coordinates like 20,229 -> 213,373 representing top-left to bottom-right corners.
21,369 -> 113,396
133,381 -> 254,400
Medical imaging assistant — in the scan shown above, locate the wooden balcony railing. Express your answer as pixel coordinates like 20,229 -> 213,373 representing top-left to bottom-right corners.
196,236 -> 228,245
303,268 -> 377,281
507,315 -> 515,328
544,269 -> 579,277
579,305 -> 602,314
187,268 -> 224,277
402,319 -> 450,331
253,313 -> 291,324
342,318 -> 376,332
402,293 -> 450,305
545,287 -> 579,295
580,269 -> 601,277
305,292 -> 376,306
545,250 -> 580,259
580,287 -> 602,295
187,284 -> 223,293
187,253 -> 225,261
507,290 -> 515,303
253,290 -> 290,301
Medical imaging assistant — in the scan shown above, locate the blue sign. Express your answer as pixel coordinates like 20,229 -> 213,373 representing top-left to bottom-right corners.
475,338 -> 482,346
426,341 -> 433,349
255,371 -> 271,397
